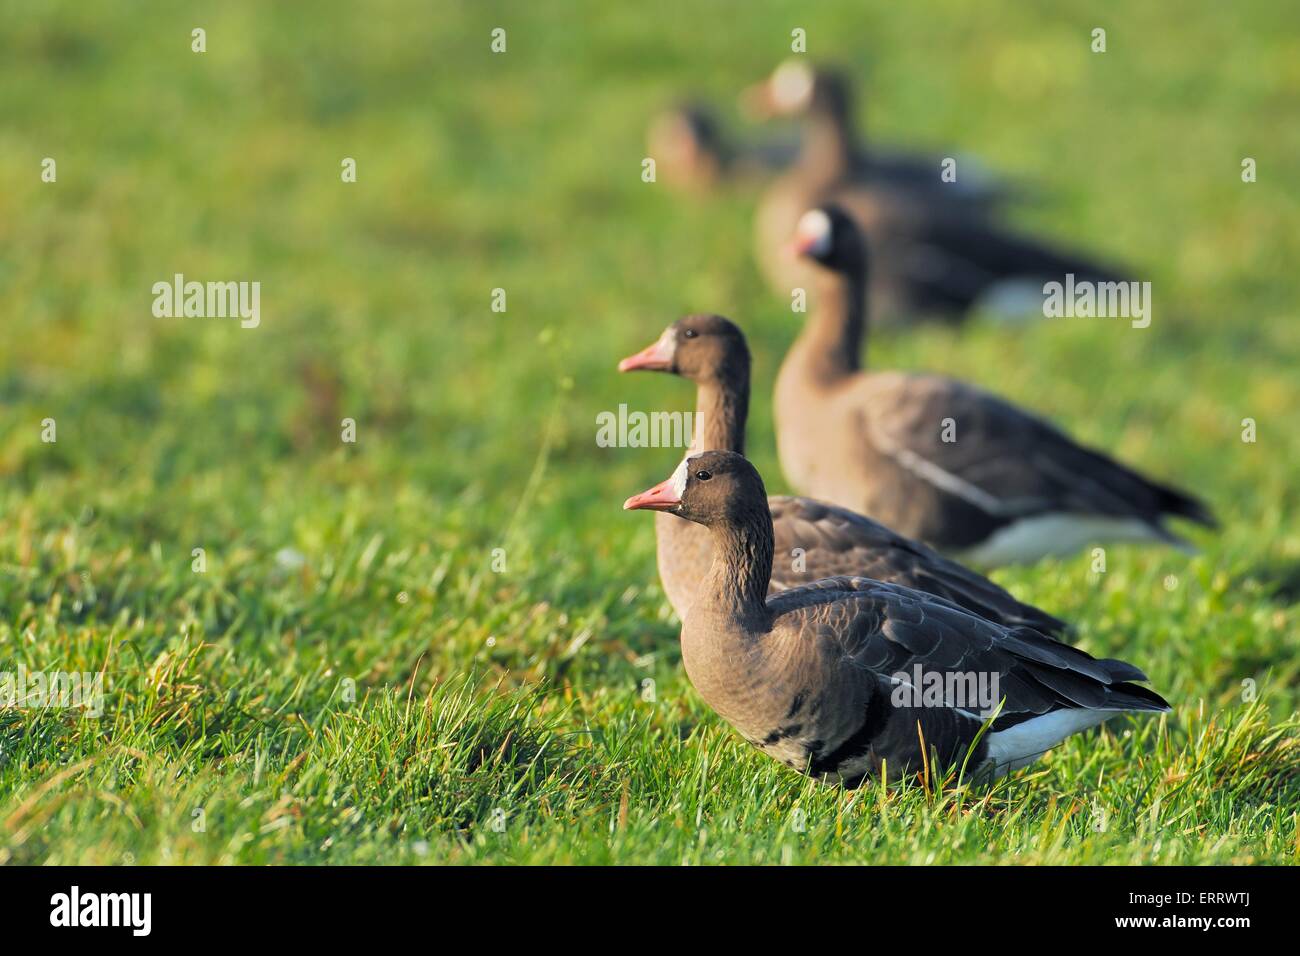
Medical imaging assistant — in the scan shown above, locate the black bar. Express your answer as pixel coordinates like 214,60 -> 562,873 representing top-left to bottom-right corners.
0,865 -> 1278,942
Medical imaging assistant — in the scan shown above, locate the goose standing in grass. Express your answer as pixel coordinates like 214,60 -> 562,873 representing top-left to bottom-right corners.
625,451 -> 1170,785
775,205 -> 1216,565
618,313 -> 1064,635
747,60 -> 1124,322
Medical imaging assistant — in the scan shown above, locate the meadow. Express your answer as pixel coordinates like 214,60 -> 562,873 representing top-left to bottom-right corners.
1,0 -> 1298,864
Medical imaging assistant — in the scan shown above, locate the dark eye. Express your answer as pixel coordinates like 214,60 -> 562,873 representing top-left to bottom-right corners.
683,329 -> 698,338
695,470 -> 712,481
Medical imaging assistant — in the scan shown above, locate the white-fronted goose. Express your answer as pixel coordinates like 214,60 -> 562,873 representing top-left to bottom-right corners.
775,206 -> 1216,565
748,61 -> 1124,322
618,313 -> 1065,635
625,451 -> 1170,785
744,61 -> 1010,211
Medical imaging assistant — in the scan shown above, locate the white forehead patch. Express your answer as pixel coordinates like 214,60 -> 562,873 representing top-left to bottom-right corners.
670,457 -> 690,498
660,326 -> 679,359
771,61 -> 814,111
795,208 -> 832,256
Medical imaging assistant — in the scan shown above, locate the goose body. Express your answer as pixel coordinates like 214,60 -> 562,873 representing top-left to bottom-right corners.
620,314 -> 1064,634
749,62 -> 1121,322
775,207 -> 1215,565
626,452 -> 1170,785
654,494 -> 1064,633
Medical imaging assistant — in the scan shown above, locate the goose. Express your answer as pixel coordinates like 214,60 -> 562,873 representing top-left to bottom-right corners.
747,60 -> 1125,322
743,60 -> 1012,207
774,205 -> 1216,565
624,450 -> 1171,785
618,313 -> 1064,635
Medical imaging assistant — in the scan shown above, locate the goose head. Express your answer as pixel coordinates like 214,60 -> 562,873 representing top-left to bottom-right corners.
617,314 -> 750,386
742,60 -> 852,120
791,204 -> 868,274
647,103 -> 727,188
624,451 -> 766,528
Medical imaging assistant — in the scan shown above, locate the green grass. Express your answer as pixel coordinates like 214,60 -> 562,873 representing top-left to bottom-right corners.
2,0 -> 1299,864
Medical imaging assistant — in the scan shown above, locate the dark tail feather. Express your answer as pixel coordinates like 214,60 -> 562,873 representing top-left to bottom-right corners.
930,219 -> 1131,287
1098,659 -> 1170,712
1106,681 -> 1172,714
1156,483 -> 1217,529
1008,604 -> 1071,641
1098,658 -> 1148,683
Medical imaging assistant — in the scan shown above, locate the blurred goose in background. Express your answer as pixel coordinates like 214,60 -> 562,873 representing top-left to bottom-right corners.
625,451 -> 1171,785
744,60 -> 1011,209
775,206 -> 1215,565
618,313 -> 1065,635
747,60 -> 1125,322
647,100 -> 799,192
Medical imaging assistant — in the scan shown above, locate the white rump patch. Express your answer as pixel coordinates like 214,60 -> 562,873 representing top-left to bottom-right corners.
975,279 -> 1050,325
984,709 -> 1119,774
960,514 -> 1164,567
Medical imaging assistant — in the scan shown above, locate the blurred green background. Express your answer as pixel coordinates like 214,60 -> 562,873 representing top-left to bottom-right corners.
1,1 -> 1298,864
